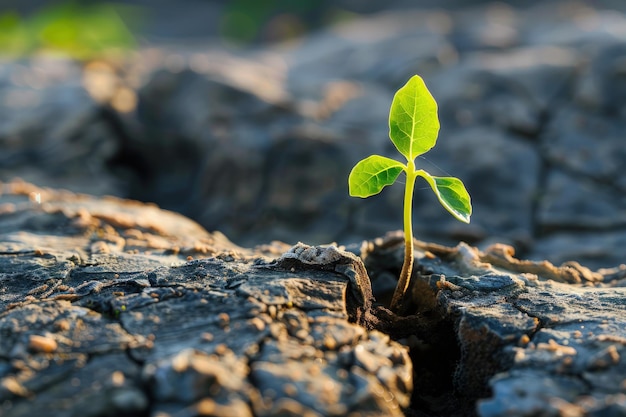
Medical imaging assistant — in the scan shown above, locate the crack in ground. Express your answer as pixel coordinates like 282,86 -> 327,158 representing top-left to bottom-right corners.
508,297 -> 545,341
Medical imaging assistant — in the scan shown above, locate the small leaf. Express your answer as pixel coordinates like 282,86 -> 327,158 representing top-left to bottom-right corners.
389,75 -> 440,162
349,155 -> 405,198
417,171 -> 472,223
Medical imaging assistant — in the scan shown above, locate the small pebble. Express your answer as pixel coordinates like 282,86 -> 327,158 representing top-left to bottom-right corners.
54,319 -> 71,332
196,398 -> 216,414
29,335 -> 58,353
111,371 -> 125,386
283,383 -> 298,396
218,312 -> 230,328
1,377 -> 30,397
323,334 -> 337,350
214,343 -> 230,356
250,317 -> 266,331
519,334 -> 530,345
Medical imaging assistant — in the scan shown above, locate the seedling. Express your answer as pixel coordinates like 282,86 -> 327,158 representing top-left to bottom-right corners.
348,75 -> 472,312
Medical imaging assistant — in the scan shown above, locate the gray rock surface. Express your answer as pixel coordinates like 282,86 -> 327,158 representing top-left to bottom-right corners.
0,59 -> 122,196
361,232 -> 626,417
3,183 -> 626,416
0,181 -> 412,417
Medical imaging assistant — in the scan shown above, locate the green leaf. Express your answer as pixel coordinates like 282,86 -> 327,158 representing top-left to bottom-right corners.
389,75 -> 440,162
349,155 -> 405,198
417,171 -> 472,223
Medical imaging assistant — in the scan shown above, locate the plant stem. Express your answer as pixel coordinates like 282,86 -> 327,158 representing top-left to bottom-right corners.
390,160 -> 416,312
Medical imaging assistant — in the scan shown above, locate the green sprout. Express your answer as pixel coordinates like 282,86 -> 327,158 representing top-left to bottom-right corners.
348,75 -> 472,312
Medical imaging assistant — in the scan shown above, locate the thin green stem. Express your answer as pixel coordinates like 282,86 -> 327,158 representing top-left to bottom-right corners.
390,160 -> 416,312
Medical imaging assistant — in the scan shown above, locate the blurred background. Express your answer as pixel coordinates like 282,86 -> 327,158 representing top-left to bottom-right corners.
0,0 -> 583,47
1,0 -> 625,270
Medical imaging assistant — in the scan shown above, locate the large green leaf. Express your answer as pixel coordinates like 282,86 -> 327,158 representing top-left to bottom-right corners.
417,171 -> 472,223
348,155 -> 405,198
389,75 -> 440,162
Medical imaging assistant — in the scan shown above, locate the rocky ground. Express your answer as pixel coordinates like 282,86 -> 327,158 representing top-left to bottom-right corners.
1,1 -> 626,416
1,180 -> 625,417
0,181 -> 412,417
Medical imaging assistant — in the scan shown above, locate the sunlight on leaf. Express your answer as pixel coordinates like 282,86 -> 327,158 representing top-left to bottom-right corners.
348,155 -> 405,198
417,171 -> 472,223
389,75 -> 440,162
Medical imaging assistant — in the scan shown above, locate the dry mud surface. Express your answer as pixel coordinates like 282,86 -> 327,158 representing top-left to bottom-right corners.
1,181 -> 625,417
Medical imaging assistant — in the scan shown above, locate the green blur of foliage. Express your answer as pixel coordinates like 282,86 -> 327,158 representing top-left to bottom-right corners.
0,1 -> 136,59
220,0 -> 321,43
